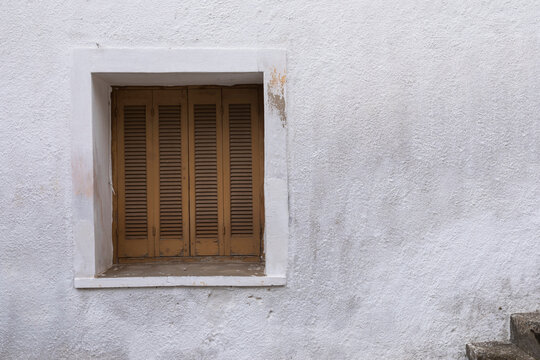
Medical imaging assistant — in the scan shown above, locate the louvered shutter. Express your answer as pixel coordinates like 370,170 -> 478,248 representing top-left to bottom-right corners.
222,88 -> 261,255
188,89 -> 224,256
153,90 -> 190,256
114,86 -> 263,262
116,90 -> 154,258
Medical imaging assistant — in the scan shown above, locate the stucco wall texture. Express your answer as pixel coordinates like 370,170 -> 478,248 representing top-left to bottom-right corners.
0,1 -> 539,359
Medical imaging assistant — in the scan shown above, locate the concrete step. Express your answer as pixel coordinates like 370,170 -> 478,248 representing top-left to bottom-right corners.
511,312 -> 540,359
466,342 -> 536,360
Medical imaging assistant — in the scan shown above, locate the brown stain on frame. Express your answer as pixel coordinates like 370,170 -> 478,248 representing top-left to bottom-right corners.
267,68 -> 287,127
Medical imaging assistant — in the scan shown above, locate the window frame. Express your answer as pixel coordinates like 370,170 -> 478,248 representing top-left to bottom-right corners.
71,48 -> 288,288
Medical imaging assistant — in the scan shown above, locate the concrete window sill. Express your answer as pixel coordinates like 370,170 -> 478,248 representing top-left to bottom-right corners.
74,262 -> 286,288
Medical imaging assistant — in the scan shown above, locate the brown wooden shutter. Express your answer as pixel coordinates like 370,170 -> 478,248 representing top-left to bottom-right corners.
116,90 -> 154,258
222,88 -> 261,256
188,89 -> 224,256
153,90 -> 190,256
114,86 -> 263,262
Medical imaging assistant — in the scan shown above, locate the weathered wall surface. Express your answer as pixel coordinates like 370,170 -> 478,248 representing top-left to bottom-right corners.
0,1 -> 539,358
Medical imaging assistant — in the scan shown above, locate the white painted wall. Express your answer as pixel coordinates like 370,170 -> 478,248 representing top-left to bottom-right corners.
0,1 -> 538,359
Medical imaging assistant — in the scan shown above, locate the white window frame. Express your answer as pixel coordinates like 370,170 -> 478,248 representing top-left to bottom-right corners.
71,48 -> 288,288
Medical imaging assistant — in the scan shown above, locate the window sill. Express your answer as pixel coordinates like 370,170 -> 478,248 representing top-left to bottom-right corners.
73,262 -> 286,288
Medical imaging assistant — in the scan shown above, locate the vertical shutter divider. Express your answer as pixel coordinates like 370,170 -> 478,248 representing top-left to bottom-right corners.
185,89 -> 191,257
216,88 -> 231,256
221,89 -> 231,255
188,92 -> 195,256
146,91 -> 155,258
151,90 -> 160,257
182,90 -> 191,256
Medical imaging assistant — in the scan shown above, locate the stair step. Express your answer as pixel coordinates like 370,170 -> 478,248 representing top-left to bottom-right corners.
511,312 -> 540,359
466,342 -> 536,360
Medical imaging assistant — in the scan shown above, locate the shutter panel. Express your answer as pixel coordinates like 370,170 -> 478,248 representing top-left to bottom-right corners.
114,86 -> 263,262
117,90 -> 154,258
222,88 -> 261,256
153,90 -> 190,256
188,89 -> 224,256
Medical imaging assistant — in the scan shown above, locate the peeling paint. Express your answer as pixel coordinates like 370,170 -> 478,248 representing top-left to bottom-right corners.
267,67 -> 287,127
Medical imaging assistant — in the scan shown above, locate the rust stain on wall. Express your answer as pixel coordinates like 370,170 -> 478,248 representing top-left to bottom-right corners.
72,153 -> 92,198
268,67 -> 287,127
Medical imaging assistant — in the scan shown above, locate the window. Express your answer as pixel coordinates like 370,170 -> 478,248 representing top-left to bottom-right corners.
112,86 -> 264,263
72,48 -> 287,287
